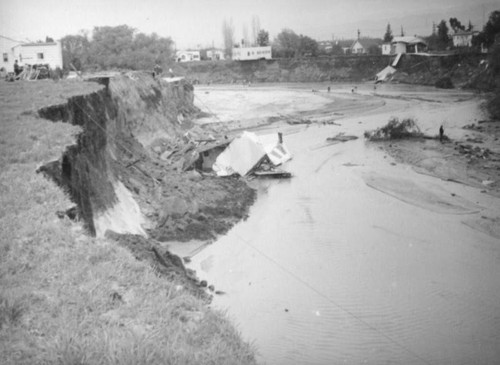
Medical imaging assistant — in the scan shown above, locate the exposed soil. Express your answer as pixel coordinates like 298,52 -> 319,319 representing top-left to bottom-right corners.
21,74 -> 256,293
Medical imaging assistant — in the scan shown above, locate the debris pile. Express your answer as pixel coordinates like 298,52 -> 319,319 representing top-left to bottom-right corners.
15,63 -> 51,80
212,131 -> 293,178
364,117 -> 423,141
326,132 -> 358,143
454,142 -> 494,160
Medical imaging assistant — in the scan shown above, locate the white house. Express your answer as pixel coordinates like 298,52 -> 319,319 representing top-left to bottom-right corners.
1,35 -> 63,72
207,49 -> 225,61
452,30 -> 477,48
232,46 -> 272,61
176,50 -> 201,62
350,38 -> 383,54
16,42 -> 63,68
391,36 -> 427,54
382,43 -> 392,55
1,35 -> 19,72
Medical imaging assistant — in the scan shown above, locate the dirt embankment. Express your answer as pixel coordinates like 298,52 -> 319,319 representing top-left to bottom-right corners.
37,73 -> 256,289
174,56 -> 391,84
174,53 -> 496,92
390,53 -> 494,89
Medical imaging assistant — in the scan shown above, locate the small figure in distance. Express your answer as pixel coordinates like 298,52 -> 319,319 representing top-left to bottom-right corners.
439,125 -> 444,143
327,86 -> 331,92
14,60 -> 21,77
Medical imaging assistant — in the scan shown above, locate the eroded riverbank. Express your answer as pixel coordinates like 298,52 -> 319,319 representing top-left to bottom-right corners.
187,83 -> 500,365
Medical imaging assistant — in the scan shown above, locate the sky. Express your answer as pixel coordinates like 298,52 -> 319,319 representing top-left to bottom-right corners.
1,0 -> 499,48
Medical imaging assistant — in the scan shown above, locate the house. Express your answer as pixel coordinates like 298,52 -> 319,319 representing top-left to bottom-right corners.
350,38 -> 383,54
391,36 -> 427,54
176,50 -> 201,62
1,35 -> 63,72
15,41 -> 63,69
334,40 -> 354,54
0,35 -> 19,72
318,41 -> 333,53
207,49 -> 225,61
232,46 -> 272,61
452,30 -> 477,48
382,43 -> 392,55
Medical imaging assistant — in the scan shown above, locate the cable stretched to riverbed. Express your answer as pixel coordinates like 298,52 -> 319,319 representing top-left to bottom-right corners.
232,231 -> 434,365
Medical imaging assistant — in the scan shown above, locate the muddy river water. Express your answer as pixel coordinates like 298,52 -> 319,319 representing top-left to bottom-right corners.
187,84 -> 500,364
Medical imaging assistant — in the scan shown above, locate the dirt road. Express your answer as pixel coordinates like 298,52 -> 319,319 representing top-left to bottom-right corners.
187,83 -> 500,365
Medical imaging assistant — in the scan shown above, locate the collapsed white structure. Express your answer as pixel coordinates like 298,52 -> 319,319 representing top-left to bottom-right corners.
213,131 -> 292,177
375,65 -> 396,83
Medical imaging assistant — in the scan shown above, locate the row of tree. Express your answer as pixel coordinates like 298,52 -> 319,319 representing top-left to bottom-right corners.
62,25 -> 174,71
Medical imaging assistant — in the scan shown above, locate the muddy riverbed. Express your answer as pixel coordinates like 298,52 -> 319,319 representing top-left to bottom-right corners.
181,83 -> 500,365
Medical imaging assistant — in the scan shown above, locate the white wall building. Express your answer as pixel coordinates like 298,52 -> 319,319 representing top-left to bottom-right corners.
391,36 -> 427,54
382,43 -> 392,55
232,46 -> 272,61
452,30 -> 477,48
16,42 -> 63,68
1,35 -> 63,72
207,49 -> 225,61
0,35 -> 19,72
176,50 -> 200,62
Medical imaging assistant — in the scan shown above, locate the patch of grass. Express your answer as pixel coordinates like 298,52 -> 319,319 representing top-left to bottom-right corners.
0,295 -> 24,329
364,117 -> 423,141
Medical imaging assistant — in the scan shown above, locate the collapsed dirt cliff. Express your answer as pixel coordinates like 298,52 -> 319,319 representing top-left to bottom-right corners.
37,72 -> 255,284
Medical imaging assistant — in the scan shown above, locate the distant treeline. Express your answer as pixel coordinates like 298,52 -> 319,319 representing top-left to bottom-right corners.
61,25 -> 174,71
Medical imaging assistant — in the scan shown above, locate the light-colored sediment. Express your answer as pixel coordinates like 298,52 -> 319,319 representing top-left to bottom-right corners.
188,83 -> 500,365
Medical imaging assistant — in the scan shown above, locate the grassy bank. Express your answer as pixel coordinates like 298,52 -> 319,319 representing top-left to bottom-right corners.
0,80 -> 257,364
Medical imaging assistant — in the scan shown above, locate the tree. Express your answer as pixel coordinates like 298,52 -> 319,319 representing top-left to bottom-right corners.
483,10 -> 500,47
273,29 -> 300,58
437,20 -> 450,49
273,29 -> 318,57
61,33 -> 90,70
383,23 -> 393,43
251,15 -> 261,46
449,18 -> 465,33
257,30 -> 269,46
90,25 -> 135,68
298,35 -> 319,57
62,25 -> 174,71
242,24 -> 250,47
222,18 -> 235,58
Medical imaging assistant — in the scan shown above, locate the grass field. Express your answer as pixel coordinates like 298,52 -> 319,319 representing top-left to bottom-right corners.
0,79 -> 257,364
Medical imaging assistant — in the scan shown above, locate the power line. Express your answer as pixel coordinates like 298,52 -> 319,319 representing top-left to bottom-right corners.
232,231 -> 434,365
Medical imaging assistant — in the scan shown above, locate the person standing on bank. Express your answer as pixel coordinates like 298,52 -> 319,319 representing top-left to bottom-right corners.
14,60 -> 21,76
439,125 -> 444,142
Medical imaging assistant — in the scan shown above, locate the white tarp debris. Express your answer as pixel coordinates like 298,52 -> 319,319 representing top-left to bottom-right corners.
212,131 -> 292,177
375,65 -> 396,82
162,76 -> 185,83
258,133 -> 293,166
213,132 -> 266,176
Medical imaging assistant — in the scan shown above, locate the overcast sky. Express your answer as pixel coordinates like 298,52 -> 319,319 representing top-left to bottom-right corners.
1,0 -> 498,48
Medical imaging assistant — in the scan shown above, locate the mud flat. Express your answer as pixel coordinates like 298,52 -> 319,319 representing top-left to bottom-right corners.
188,83 -> 500,364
